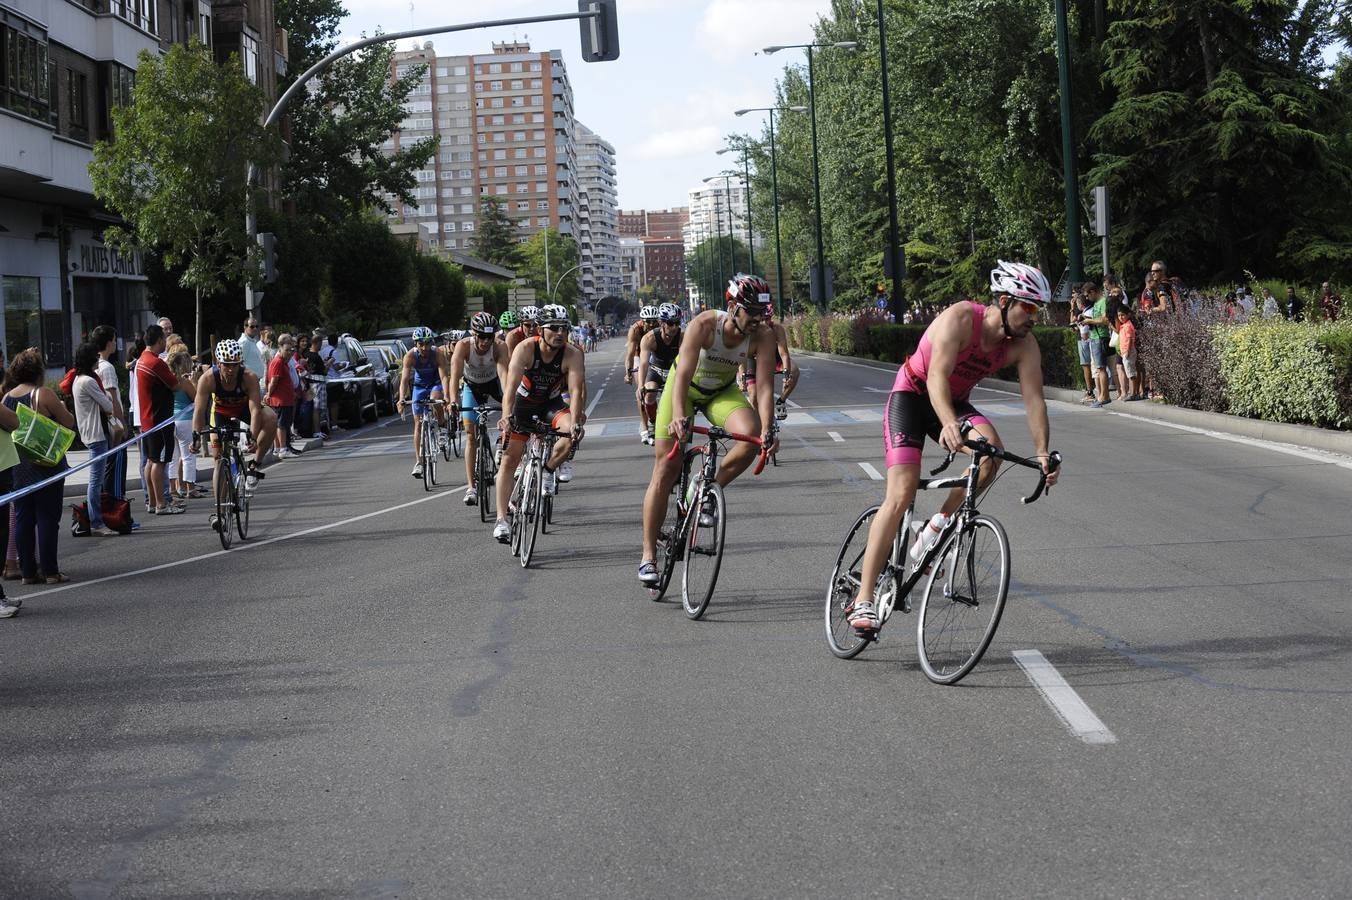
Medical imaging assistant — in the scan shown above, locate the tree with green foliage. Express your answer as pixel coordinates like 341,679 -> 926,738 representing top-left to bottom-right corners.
515,229 -> 580,307
90,41 -> 277,340
686,235 -> 760,305
322,214 -> 414,334
473,196 -> 522,267
410,255 -> 468,328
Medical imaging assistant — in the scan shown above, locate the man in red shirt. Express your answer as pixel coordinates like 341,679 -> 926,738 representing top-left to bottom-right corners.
265,334 -> 299,458
137,324 -> 193,515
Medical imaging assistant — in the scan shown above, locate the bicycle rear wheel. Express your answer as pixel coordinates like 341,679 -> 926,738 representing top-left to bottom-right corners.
825,505 -> 881,659
650,456 -> 693,602
421,422 -> 436,491
449,420 -> 461,459
518,459 -> 541,568
681,481 -> 725,620
214,458 -> 233,551
917,514 -> 1011,685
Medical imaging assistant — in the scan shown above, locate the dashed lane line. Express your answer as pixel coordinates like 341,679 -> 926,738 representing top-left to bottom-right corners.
1012,649 -> 1118,745
858,462 -> 883,480
829,432 -> 844,443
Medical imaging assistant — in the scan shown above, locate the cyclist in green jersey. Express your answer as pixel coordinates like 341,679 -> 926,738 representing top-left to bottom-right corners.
637,274 -> 781,585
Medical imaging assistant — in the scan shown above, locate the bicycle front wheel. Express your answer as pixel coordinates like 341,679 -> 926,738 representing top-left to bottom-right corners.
518,460 -> 541,568
825,505 -> 881,659
214,459 -> 233,551
449,421 -> 461,459
234,461 -> 250,540
917,514 -> 1011,685
476,439 -> 493,523
681,481 -> 725,620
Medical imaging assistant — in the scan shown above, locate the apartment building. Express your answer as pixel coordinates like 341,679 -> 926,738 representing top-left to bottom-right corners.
618,207 -> 687,240
618,236 -> 643,300
0,0 -> 286,368
641,236 -> 684,301
574,120 -> 619,306
385,40 -> 578,259
685,178 -> 753,307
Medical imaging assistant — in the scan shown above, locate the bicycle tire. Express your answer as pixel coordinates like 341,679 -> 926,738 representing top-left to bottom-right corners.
653,448 -> 698,601
917,514 -> 1011,685
449,421 -> 461,459
214,458 -> 233,551
421,421 -> 435,491
509,462 -> 525,557
681,481 -> 726,620
234,455 -> 250,541
476,438 -> 492,523
519,459 -> 541,568
825,505 -> 881,659
540,494 -> 553,533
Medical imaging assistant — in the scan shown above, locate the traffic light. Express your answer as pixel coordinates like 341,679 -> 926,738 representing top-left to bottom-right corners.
1089,185 -> 1109,238
258,231 -> 279,284
578,0 -> 619,62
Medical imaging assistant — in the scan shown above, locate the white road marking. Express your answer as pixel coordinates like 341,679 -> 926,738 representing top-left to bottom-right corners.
585,388 -> 605,418
32,487 -> 462,597
1012,650 -> 1117,745
862,386 -> 890,393
786,399 -> 802,409
858,462 -> 883,480
828,431 -> 844,443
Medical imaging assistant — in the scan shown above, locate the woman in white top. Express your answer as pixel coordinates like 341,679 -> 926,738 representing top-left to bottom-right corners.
72,342 -> 117,535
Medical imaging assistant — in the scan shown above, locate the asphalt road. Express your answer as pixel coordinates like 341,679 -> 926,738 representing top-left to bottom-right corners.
4,336 -> 1351,899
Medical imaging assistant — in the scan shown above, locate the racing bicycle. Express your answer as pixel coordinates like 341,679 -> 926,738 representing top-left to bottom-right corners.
825,421 -> 1060,684
195,420 -> 253,551
462,401 -> 502,523
650,422 -> 769,619
416,398 -> 448,491
508,417 -> 573,569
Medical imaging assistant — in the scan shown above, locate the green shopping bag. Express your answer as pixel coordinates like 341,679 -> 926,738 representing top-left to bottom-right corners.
13,401 -> 75,467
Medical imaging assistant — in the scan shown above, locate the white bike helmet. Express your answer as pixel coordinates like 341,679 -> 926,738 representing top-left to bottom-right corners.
411,325 -> 435,342
989,260 -> 1051,305
539,304 -> 570,326
215,339 -> 243,364
657,303 -> 682,324
520,306 -> 540,323
639,305 -> 658,321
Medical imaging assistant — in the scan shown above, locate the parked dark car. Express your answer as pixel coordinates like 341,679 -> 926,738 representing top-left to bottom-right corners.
325,334 -> 379,428
361,342 -> 400,415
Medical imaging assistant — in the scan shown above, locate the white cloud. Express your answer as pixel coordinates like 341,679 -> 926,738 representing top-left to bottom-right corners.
632,126 -> 722,161
696,0 -> 834,56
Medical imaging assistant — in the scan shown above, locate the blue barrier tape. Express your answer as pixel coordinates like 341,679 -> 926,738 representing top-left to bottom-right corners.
0,406 -> 195,507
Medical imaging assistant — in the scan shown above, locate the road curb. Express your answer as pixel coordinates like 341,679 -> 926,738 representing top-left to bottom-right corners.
795,349 -> 1352,457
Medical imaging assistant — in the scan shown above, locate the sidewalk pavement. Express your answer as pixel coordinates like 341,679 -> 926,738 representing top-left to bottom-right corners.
795,349 -> 1352,457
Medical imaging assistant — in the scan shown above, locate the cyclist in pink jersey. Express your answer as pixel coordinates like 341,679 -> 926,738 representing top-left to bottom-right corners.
848,261 -> 1062,632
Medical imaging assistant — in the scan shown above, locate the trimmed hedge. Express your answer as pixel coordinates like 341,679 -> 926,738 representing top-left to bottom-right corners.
1213,320 -> 1352,428
785,315 -> 1081,389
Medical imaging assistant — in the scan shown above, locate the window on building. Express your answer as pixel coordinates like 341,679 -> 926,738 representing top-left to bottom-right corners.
0,23 -> 51,121
436,83 -> 449,94
511,62 -> 523,73
539,217 -> 550,226
510,96 -> 524,107
516,183 -> 529,193
240,32 -> 259,85
455,83 -> 467,93
445,222 -> 456,232
492,114 -> 504,125
537,200 -> 550,209
534,164 -> 547,175
495,184 -> 507,195
489,63 -> 501,74
532,113 -> 543,124
490,97 -> 503,108
428,239 -> 439,248
513,113 -> 525,124
531,95 -> 543,106
478,168 -> 487,179
494,166 -> 507,176
198,12 -> 211,44
463,221 -> 474,231
493,132 -> 504,143
490,80 -> 502,91
514,149 -> 526,159
436,67 -> 448,77
454,66 -> 467,76
476,133 -> 485,144
3,276 -> 44,367
460,203 -> 473,213
513,165 -> 527,176
458,188 -> 471,197
477,151 -> 487,161
530,62 -> 542,72
458,169 -> 472,179
516,201 -> 529,210
532,130 -> 544,141
533,147 -> 546,158
535,182 -> 547,192
493,149 -> 506,160
446,238 -> 457,249
510,80 -> 522,90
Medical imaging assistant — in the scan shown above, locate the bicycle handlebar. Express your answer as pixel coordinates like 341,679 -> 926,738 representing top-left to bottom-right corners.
928,420 -> 1061,505
663,422 -> 771,475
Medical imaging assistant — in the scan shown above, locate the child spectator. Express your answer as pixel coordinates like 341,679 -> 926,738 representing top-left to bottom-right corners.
1117,307 -> 1140,400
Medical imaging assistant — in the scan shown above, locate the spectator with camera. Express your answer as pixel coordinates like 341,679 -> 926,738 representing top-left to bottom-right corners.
1070,285 -> 1094,401
1078,281 -> 1112,408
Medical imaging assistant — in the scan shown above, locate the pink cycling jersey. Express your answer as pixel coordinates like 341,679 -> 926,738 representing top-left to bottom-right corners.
892,301 -> 1010,400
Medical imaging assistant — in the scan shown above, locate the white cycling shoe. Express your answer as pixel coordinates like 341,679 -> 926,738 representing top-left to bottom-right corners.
557,461 -> 573,483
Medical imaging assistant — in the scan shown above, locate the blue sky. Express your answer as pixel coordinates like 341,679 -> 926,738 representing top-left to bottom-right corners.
339,0 -> 836,210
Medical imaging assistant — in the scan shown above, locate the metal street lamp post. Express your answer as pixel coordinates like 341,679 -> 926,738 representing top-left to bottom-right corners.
763,41 -> 857,309
735,105 -> 807,317
718,147 -> 755,272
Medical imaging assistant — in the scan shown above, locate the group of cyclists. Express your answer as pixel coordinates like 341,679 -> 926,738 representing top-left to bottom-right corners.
379,260 -> 1060,640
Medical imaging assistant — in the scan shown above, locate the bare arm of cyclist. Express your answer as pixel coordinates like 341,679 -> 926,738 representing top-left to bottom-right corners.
751,326 -> 778,447
635,329 -> 656,397
494,341 -> 509,386
499,340 -> 531,430
925,303 -> 977,453
774,322 -> 792,368
448,339 -> 467,401
438,345 -> 454,397
565,346 -> 586,426
191,368 -> 215,439
1007,335 -> 1058,486
396,350 -> 414,412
